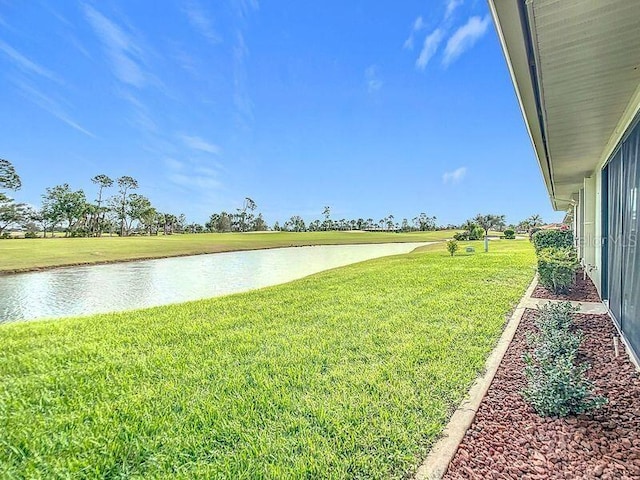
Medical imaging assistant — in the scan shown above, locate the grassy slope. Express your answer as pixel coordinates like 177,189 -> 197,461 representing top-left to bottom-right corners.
0,240 -> 535,479
0,231 -> 454,273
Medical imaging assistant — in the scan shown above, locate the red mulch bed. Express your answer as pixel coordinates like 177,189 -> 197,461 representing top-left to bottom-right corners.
531,268 -> 601,302
443,309 -> 640,479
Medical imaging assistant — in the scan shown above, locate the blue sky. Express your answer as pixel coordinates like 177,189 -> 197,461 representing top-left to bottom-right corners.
0,0 -> 563,226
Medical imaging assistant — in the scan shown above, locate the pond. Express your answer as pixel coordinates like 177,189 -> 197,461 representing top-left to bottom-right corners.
0,242 -> 430,323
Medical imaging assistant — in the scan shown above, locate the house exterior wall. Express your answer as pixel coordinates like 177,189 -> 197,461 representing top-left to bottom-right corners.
594,169 -> 603,295
576,114 -> 640,366
582,175 -> 599,292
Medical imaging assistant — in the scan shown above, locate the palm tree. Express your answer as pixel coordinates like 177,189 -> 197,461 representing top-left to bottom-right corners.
528,214 -> 544,228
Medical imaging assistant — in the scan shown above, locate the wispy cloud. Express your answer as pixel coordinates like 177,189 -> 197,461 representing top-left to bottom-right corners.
444,0 -> 463,20
164,158 -> 184,171
364,65 -> 383,93
442,15 -> 491,67
165,154 -> 222,191
117,90 -> 158,134
82,4 -> 148,88
229,1 -> 259,129
232,30 -> 254,127
232,0 -> 260,21
0,40 -> 62,83
168,172 -> 222,190
403,16 -> 425,50
415,29 -> 444,70
180,134 -> 221,154
12,80 -> 95,137
183,1 -> 222,44
443,166 -> 467,184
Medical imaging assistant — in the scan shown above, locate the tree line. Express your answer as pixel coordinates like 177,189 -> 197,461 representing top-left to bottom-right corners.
1,158 -> 544,238
0,159 -> 193,238
262,207 -> 438,233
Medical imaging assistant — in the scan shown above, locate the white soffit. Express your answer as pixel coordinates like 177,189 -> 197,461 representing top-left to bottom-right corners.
490,0 -> 640,210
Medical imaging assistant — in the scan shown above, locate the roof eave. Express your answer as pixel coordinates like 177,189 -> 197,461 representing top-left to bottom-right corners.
488,0 -> 564,211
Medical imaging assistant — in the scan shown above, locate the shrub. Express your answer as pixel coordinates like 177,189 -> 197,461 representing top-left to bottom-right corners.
0,232 -> 10,239
455,226 -> 484,241
522,353 -> 606,417
522,301 -> 606,417
537,247 -> 578,293
453,232 -> 468,241
469,226 -> 484,240
527,302 -> 581,359
446,239 -> 458,256
535,301 -> 579,333
24,231 -> 38,239
532,229 -> 574,252
503,228 -> 515,239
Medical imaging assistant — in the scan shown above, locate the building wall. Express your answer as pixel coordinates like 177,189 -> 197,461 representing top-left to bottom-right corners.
594,169 -> 603,295
582,175 -> 599,292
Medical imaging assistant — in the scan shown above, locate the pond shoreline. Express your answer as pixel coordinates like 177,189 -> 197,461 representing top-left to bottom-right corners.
0,240 -> 442,276
1,242 -> 435,322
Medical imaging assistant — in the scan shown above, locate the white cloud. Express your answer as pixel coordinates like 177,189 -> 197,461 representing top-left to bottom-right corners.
169,173 -> 221,190
445,0 -> 463,20
83,4 -> 148,88
443,167 -> 467,184
415,28 -> 444,70
13,80 -> 95,137
232,0 -> 260,21
180,135 -> 221,154
232,30 -> 254,127
442,15 -> 491,67
0,40 -> 62,83
364,65 -> 383,93
183,1 -> 221,44
164,158 -> 184,171
403,15 -> 425,50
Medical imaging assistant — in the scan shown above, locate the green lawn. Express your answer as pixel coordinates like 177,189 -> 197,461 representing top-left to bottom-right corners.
0,240 -> 535,479
0,230 -> 455,273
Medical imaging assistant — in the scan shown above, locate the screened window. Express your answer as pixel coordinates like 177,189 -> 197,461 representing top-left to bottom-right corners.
605,118 -> 640,357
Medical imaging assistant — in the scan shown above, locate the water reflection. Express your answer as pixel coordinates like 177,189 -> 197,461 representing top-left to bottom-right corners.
0,242 -> 428,322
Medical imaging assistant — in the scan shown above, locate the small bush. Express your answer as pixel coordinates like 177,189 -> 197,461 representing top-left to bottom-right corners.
537,247 -> 578,293
532,229 -> 574,252
535,301 -> 579,333
446,239 -> 458,256
522,301 -> 606,417
527,328 -> 583,361
522,353 -> 606,417
469,226 -> 484,240
454,226 -> 484,241
24,231 -> 38,239
453,232 -> 468,241
0,232 -> 10,239
503,228 -> 515,239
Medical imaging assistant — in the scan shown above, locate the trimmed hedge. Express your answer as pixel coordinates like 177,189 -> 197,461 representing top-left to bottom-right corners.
537,247 -> 579,294
532,229 -> 574,252
503,228 -> 515,239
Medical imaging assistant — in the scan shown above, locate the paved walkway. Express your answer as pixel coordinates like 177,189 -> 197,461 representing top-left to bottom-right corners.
520,297 -> 608,314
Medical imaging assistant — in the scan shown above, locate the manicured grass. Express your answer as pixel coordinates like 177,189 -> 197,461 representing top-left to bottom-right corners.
0,230 -> 455,273
0,240 -> 535,479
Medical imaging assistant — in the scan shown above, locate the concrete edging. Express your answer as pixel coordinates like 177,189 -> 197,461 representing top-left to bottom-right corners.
414,275 -> 539,480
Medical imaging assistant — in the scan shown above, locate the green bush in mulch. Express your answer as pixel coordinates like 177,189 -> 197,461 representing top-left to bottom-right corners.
522,302 -> 607,417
